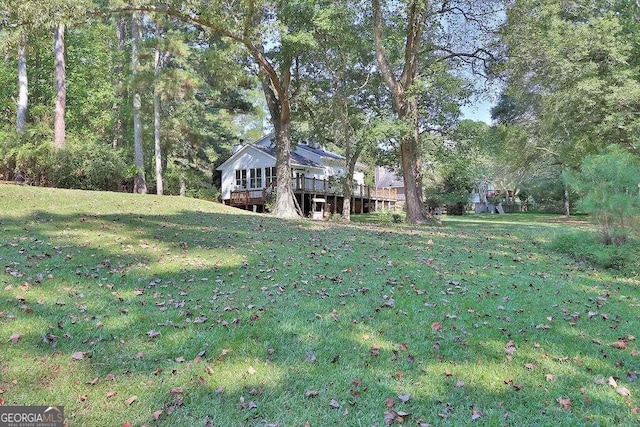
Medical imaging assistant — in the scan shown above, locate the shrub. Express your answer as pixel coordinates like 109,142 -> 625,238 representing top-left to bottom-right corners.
549,231 -> 640,275
0,126 -> 54,186
565,146 -> 640,243
53,139 -> 130,191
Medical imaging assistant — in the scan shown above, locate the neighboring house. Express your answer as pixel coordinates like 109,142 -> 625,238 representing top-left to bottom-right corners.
216,133 -> 397,215
374,166 -> 405,202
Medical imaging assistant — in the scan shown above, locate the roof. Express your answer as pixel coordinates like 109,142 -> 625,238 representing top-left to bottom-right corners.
297,143 -> 344,161
254,145 -> 321,168
216,143 -> 321,171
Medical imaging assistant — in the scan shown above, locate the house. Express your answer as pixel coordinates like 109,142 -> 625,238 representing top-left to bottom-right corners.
216,133 -> 398,215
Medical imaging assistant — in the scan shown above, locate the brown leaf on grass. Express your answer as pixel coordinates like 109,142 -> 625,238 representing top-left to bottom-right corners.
616,387 -> 631,397
471,409 -> 483,420
124,395 -> 137,405
546,374 -> 556,382
10,333 -> 20,344
608,376 -> 618,387
175,356 -> 185,363
524,363 -> 536,370
170,387 -> 184,394
106,391 -> 117,399
455,381 -> 466,388
205,365 -> 214,375
87,377 -> 99,386
329,399 -> 340,409
557,397 -> 572,410
147,330 -> 161,338
305,389 -> 319,398
398,394 -> 410,403
385,397 -> 394,408
247,366 -> 257,375
610,340 -> 628,349
71,351 -> 87,360
370,344 -> 381,357
431,322 -> 442,332
152,410 -> 163,421
135,351 -> 144,359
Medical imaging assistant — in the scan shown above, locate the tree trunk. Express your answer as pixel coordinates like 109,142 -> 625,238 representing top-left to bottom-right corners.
563,182 -> 570,217
372,0 -> 431,224
261,75 -> 300,218
132,11 -> 147,194
17,31 -> 28,134
154,22 -> 163,195
112,17 -> 127,148
53,23 -> 66,149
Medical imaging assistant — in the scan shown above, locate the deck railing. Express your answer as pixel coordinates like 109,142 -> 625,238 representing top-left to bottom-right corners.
230,177 -> 397,206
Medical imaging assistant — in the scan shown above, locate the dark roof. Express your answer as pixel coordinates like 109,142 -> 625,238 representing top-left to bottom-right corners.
298,143 -> 344,161
254,145 -> 321,168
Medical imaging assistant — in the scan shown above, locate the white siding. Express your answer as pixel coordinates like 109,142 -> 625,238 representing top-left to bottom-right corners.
219,147 -> 275,200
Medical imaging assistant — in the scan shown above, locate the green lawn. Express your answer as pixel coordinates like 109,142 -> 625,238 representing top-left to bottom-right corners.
0,184 -> 638,426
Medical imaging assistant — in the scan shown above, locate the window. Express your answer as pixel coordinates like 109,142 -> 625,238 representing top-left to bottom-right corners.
235,169 -> 247,188
249,168 -> 262,189
265,167 -> 276,185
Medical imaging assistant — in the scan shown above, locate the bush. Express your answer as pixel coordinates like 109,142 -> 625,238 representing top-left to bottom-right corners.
53,139 -> 130,191
0,126 -> 55,186
565,146 -> 640,243
549,231 -> 640,275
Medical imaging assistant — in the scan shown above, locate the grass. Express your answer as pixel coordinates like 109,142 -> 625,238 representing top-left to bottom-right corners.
0,184 -> 638,426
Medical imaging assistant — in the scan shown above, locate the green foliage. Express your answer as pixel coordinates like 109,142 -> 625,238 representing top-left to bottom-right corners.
565,145 -> 640,242
0,125 -> 54,185
52,139 -> 130,191
549,231 -> 640,275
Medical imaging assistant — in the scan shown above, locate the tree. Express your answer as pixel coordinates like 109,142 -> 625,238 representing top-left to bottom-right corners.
53,22 -> 66,149
565,145 -> 640,244
131,10 -> 147,194
153,20 -> 165,195
16,30 -> 28,134
372,0 -> 501,223
111,1 -> 328,218
296,1 -> 378,221
498,0 -> 640,167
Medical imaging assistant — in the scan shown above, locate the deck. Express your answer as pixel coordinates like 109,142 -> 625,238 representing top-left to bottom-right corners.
228,177 -> 398,214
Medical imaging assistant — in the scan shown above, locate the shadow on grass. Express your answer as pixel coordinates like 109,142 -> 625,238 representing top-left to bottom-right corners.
0,205 -> 638,425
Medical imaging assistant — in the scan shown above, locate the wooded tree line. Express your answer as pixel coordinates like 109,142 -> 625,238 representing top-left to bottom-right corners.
1,0 -> 638,223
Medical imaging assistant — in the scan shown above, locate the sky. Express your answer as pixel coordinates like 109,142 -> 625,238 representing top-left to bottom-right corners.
461,100 -> 493,124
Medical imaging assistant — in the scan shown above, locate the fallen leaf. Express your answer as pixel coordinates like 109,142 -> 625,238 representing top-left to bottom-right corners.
170,387 -> 184,394
616,387 -> 631,397
455,381 -> 466,388
385,397 -> 394,408
431,322 -> 442,332
247,366 -> 257,375
147,330 -> 161,338
545,374 -> 556,382
608,377 -> 618,388
557,397 -> 572,410
398,394 -> 410,403
329,399 -> 340,409
124,395 -> 137,405
524,363 -> 536,370
152,410 -> 163,420
10,333 -> 20,344
610,340 -> 628,349
471,409 -> 483,420
106,391 -> 117,398
71,351 -> 86,360
305,389 -> 319,398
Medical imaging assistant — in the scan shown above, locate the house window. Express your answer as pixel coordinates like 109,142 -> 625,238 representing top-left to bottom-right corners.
235,169 -> 247,188
265,167 -> 276,185
249,168 -> 262,189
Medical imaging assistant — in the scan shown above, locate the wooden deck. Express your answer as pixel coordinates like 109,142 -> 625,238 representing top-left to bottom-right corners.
228,177 -> 398,214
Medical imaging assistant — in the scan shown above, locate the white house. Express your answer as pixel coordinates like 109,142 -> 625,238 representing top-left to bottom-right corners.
216,133 -> 395,214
